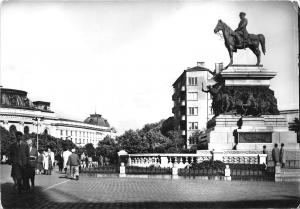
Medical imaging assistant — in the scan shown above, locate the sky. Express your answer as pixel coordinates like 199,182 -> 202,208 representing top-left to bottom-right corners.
0,0 -> 299,134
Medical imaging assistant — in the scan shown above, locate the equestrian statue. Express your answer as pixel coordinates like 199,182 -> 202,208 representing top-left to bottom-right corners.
214,12 -> 266,68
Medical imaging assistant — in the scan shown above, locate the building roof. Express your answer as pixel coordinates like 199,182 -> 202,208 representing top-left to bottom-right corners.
33,101 -> 50,106
83,113 -> 110,128
172,66 -> 210,87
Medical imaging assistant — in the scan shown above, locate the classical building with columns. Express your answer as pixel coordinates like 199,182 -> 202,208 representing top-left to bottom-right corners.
0,88 -> 117,147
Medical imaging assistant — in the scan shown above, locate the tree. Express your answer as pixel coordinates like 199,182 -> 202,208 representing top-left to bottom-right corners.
160,117 -> 176,136
166,130 -> 185,151
117,130 -> 147,153
84,143 -> 95,157
0,126 -> 15,156
97,136 -> 118,164
139,130 -> 169,152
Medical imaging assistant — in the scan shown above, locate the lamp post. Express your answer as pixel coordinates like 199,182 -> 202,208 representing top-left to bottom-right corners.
33,117 -> 44,151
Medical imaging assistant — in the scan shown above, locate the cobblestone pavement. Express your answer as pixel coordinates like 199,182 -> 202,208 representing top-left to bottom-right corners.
1,164 -> 300,209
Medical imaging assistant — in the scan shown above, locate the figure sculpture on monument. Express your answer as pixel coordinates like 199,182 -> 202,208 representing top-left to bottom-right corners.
202,83 -> 221,116
213,12 -> 266,67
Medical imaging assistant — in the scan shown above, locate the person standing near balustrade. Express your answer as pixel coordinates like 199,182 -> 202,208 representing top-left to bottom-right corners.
272,143 -> 280,166
280,143 -> 286,168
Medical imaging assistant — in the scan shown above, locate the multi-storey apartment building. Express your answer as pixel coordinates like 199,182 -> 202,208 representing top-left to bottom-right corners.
172,62 -> 214,148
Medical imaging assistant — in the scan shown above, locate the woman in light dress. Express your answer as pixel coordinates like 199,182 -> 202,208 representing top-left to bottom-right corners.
43,151 -> 49,175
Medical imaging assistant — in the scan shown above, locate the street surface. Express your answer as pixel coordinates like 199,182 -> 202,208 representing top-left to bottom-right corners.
1,164 -> 299,208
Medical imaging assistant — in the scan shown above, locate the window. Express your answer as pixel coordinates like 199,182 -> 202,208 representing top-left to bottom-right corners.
71,131 -> 73,136
75,131 -> 77,136
188,122 -> 198,130
187,92 -> 198,100
188,107 -> 198,115
60,130 -> 63,136
188,77 -> 198,86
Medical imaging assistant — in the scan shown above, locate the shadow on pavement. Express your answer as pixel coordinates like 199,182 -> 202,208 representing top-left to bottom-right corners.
1,182 -> 300,209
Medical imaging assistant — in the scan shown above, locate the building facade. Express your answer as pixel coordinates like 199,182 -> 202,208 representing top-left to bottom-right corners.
0,88 -> 116,148
172,63 -> 213,148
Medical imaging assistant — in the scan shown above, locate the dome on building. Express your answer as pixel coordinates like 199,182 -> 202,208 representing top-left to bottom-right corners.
83,113 -> 110,127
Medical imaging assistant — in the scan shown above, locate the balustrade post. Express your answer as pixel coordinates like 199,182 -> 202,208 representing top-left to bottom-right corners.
224,165 -> 231,181
128,157 -> 131,166
258,154 -> 267,165
119,162 -> 126,177
172,164 -> 179,179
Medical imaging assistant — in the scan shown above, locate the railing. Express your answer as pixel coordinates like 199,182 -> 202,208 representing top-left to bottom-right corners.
178,164 -> 274,181
230,165 -> 275,181
127,151 -> 267,168
80,165 -> 119,174
179,167 -> 224,177
285,160 -> 300,168
126,166 -> 172,175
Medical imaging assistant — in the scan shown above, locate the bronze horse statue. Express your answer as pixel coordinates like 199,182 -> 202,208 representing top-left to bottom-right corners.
214,20 -> 266,68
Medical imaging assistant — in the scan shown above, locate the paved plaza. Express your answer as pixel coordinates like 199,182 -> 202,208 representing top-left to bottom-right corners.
1,165 -> 300,209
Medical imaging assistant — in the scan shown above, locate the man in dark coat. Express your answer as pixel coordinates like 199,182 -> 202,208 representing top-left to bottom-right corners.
272,143 -> 280,166
26,139 -> 38,190
9,131 -> 30,193
67,149 -> 80,180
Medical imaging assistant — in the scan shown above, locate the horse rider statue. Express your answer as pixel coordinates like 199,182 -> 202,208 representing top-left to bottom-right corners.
232,12 -> 248,52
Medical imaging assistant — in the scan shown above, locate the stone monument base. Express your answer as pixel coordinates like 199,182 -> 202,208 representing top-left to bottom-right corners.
208,114 -> 299,151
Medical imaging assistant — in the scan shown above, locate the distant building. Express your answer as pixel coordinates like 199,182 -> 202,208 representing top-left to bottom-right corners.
0,88 -> 116,148
280,109 -> 299,124
172,62 -> 214,148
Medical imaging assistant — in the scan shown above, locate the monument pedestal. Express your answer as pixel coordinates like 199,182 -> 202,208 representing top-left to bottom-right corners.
207,65 -> 299,151
208,114 -> 299,151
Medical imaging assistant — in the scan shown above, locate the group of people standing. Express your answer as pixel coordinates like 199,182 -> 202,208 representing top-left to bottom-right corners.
9,131 -> 37,193
36,148 -> 55,175
263,143 -> 286,168
8,131 -> 75,194
271,143 -> 286,168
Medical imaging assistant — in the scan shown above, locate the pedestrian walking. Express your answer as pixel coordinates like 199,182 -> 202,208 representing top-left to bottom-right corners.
280,143 -> 286,168
9,131 -> 30,193
43,150 -> 49,174
48,148 -> 55,169
26,139 -> 38,190
47,148 -> 54,175
67,149 -> 80,180
56,152 -> 64,173
36,150 -> 44,174
272,143 -> 280,166
63,148 -> 72,174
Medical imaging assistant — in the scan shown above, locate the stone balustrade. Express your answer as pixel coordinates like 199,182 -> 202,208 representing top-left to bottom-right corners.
121,151 -> 267,168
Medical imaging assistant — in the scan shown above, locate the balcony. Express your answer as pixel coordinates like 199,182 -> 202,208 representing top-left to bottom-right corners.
172,92 -> 179,101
